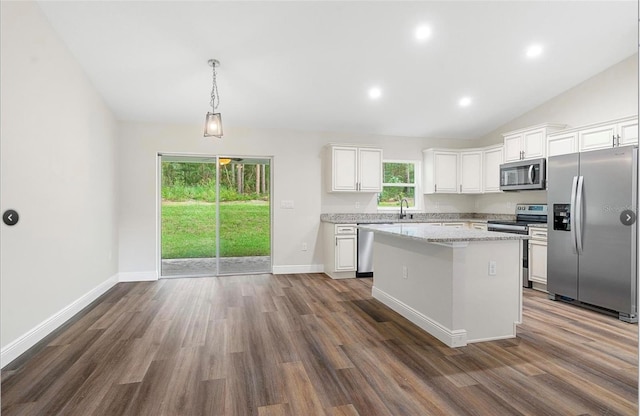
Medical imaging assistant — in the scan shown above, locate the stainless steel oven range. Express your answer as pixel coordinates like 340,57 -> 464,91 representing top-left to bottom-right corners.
487,203 -> 547,288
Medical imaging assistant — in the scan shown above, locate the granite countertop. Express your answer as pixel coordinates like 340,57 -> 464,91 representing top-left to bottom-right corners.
528,223 -> 548,229
358,223 -> 528,243
320,213 -> 515,224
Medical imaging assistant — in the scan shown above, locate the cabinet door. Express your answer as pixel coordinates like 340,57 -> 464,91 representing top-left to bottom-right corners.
442,222 -> 466,228
482,146 -> 503,193
547,132 -> 577,157
332,147 -> 358,191
618,118 -> 638,146
335,236 -> 356,271
434,152 -> 458,193
358,148 -> 383,192
522,128 -> 546,159
460,151 -> 482,193
578,124 -> 616,152
529,241 -> 547,284
503,134 -> 522,162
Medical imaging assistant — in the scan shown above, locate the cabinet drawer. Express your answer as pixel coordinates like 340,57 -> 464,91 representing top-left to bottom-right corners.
529,228 -> 547,241
335,224 -> 357,235
442,222 -> 466,228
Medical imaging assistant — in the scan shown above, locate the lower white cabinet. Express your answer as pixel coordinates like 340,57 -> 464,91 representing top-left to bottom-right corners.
335,236 -> 356,271
323,223 -> 357,279
528,228 -> 548,290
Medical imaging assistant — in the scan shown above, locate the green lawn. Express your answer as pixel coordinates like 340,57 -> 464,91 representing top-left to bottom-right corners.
161,202 -> 270,259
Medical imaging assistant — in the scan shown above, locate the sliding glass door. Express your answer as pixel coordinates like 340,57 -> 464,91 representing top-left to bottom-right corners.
159,155 -> 272,277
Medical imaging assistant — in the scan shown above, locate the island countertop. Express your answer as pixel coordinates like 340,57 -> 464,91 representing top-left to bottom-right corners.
358,223 -> 528,243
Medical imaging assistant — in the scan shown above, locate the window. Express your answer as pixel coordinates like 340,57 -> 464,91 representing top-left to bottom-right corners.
378,160 -> 420,210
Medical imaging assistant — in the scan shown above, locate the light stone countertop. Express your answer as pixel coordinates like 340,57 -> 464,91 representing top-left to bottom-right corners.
358,223 -> 528,243
320,213 -> 515,224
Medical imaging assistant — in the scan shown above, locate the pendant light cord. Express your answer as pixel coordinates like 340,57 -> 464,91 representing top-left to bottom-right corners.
210,61 -> 220,111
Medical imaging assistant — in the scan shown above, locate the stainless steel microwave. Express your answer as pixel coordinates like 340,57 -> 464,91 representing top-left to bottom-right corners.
499,158 -> 546,191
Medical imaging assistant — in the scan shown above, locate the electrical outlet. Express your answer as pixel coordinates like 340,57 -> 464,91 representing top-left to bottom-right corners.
488,261 -> 497,276
355,201 -> 360,209
301,243 -> 308,251
281,200 -> 294,209
402,266 -> 408,279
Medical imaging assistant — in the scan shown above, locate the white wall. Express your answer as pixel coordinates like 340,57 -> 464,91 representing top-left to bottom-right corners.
0,2 -> 119,360
477,54 -> 638,147
117,123 -> 471,275
469,53 -> 637,214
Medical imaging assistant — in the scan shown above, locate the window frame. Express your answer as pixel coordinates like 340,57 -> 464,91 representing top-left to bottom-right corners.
377,159 -> 422,211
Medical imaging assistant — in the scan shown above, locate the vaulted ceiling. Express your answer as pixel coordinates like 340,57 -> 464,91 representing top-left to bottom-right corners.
37,1 -> 637,139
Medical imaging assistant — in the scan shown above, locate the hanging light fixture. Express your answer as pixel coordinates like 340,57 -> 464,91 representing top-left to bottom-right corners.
204,59 -> 223,138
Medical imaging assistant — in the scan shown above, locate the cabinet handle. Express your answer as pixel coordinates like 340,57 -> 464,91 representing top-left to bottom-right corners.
459,184 -> 462,192
617,134 -> 621,147
613,135 -> 616,148
434,184 -> 437,192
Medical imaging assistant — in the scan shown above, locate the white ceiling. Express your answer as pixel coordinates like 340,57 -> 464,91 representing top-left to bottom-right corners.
36,1 -> 637,140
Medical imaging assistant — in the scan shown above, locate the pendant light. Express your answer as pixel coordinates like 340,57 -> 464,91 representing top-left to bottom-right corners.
204,59 -> 223,138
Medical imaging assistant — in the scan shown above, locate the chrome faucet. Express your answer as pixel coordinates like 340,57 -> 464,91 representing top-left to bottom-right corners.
399,198 -> 409,219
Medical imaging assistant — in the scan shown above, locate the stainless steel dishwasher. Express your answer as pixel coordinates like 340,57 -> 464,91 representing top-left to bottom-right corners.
356,223 -> 392,277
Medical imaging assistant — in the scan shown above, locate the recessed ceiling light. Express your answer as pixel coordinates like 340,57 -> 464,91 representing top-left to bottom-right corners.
368,87 -> 382,100
526,44 -> 543,58
459,96 -> 472,107
415,25 -> 432,41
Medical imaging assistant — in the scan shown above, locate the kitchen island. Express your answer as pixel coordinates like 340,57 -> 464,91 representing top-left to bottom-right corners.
360,223 -> 527,347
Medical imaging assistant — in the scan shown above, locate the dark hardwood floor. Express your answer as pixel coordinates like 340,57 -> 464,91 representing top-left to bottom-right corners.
1,274 -> 637,415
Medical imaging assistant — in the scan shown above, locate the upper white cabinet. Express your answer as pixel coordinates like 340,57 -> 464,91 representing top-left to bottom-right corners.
482,145 -> 503,193
327,145 -> 382,192
503,124 -> 566,162
424,146 -> 501,194
618,118 -> 639,146
459,150 -> 483,193
547,131 -> 578,158
423,149 -> 458,194
578,116 -> 638,152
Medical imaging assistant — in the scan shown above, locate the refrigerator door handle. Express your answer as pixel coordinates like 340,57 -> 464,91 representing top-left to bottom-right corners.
570,176 -> 578,254
575,175 -> 584,254
528,165 -> 535,184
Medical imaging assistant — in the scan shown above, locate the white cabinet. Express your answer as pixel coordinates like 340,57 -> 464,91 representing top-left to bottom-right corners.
528,228 -> 548,290
578,117 -> 638,152
547,131 -> 577,157
618,118 -> 638,146
482,145 -> 503,193
459,151 -> 483,193
470,222 -> 488,231
578,124 -> 617,152
442,222 -> 466,228
503,124 -> 566,162
323,223 -> 357,279
424,146 -> 503,194
327,145 -> 382,192
423,149 -> 459,194
335,236 -> 356,271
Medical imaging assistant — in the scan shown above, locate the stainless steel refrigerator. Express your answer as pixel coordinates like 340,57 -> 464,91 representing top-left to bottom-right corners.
547,146 -> 638,322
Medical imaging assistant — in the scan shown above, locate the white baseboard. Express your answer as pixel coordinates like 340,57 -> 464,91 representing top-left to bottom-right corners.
372,286 -> 467,348
272,264 -> 324,275
1,274 -> 119,368
118,271 -> 158,282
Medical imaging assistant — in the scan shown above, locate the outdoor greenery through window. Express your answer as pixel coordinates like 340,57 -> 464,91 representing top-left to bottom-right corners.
378,161 -> 418,209
161,160 -> 270,259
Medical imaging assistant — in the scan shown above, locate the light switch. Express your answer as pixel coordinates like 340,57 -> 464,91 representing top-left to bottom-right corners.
281,200 -> 294,209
